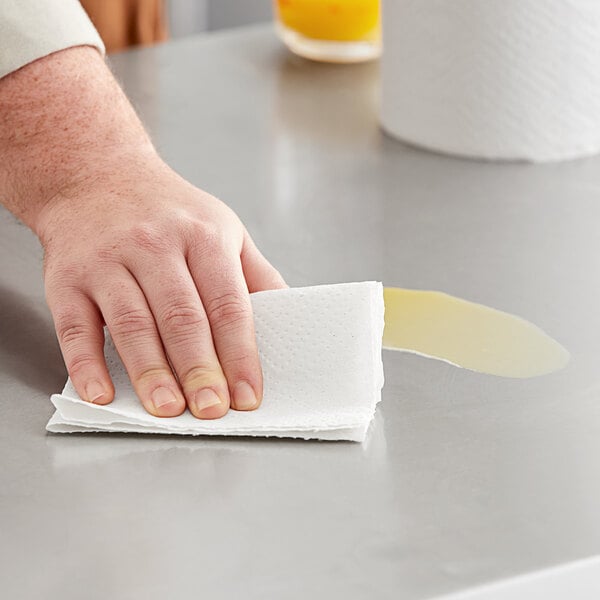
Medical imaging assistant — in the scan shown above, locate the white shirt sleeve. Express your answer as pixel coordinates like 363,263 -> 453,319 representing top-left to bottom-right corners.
0,0 -> 105,79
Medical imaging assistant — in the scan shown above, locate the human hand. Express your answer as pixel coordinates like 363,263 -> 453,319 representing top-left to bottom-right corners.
37,156 -> 286,419
0,46 -> 286,420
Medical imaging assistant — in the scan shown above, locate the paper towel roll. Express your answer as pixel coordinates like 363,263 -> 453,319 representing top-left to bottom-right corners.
380,0 -> 600,162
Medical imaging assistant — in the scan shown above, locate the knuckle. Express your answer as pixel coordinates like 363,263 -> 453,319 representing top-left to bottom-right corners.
45,266 -> 83,297
55,318 -> 92,347
110,306 -> 155,336
129,224 -> 169,255
219,350 -> 256,372
188,223 -> 225,255
96,243 -> 122,264
205,293 -> 250,329
66,353 -> 98,377
180,364 -> 223,388
159,301 -> 207,332
197,220 -> 221,242
135,366 -> 175,386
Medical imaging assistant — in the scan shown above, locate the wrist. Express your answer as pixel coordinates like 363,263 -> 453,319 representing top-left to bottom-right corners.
0,46 -> 158,237
33,147 -> 167,246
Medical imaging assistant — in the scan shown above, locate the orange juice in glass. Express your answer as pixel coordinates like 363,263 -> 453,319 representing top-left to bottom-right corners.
274,0 -> 381,63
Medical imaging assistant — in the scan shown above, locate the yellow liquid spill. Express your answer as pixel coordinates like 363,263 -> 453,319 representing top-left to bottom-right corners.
383,287 -> 570,379
275,0 -> 381,42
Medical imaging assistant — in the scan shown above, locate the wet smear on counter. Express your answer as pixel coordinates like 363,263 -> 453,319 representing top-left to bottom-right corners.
383,287 -> 569,378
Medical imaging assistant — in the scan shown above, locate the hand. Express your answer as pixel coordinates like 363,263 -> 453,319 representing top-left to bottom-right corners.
37,155 -> 286,419
0,46 -> 286,418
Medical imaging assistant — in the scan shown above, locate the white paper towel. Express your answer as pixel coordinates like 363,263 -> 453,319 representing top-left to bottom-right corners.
47,282 -> 385,442
381,0 -> 600,162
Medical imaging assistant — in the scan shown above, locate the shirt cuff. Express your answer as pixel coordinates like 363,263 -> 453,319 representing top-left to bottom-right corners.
0,0 -> 105,79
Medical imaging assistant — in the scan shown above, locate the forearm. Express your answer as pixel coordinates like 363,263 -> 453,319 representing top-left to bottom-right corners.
0,46 -> 156,236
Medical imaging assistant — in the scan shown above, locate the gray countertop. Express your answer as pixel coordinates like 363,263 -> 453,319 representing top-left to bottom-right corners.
2,25 -> 600,599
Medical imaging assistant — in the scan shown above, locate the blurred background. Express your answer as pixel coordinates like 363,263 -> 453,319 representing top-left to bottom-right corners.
169,0 -> 271,36
81,0 -> 272,52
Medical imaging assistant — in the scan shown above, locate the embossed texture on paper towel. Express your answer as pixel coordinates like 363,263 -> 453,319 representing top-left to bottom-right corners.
47,282 -> 385,442
381,0 -> 600,162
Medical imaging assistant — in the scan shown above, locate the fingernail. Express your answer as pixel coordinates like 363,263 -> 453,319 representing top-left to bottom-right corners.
233,381 -> 258,410
85,380 -> 106,403
193,388 -> 222,413
151,386 -> 179,410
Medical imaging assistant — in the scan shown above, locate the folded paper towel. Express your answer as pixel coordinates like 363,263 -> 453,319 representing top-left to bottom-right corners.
47,282 -> 385,442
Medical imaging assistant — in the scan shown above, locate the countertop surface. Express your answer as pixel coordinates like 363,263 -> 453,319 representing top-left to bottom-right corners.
2,25 -> 600,599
